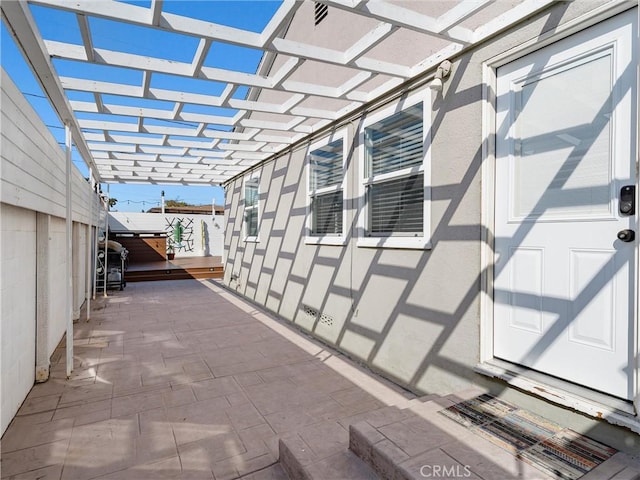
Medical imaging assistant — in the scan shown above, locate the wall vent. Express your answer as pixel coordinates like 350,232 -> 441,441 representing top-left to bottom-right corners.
314,2 -> 328,26
302,305 -> 334,327
319,313 -> 334,327
303,305 -> 318,319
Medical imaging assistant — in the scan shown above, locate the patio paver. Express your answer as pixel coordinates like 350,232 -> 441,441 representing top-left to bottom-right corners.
2,279 -> 639,480
0,280 -> 405,479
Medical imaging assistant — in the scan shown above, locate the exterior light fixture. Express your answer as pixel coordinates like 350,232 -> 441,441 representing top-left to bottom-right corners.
429,60 -> 452,92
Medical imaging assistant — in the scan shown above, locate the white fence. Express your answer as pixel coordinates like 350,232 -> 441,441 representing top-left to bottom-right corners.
108,212 -> 224,258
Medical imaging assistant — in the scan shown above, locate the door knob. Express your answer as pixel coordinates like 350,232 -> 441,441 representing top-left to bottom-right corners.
617,229 -> 635,242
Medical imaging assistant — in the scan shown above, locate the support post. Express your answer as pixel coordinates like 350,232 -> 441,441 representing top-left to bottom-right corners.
72,223 -> 81,321
103,185 -> 109,297
93,187 -> 100,300
65,124 -> 73,378
35,213 -> 50,382
85,171 -> 93,321
85,223 -> 92,321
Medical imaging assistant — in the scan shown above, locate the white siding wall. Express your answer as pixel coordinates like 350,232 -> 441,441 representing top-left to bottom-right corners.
0,69 -> 102,434
48,216 -> 68,356
0,205 -> 36,433
72,222 -> 88,319
0,68 -> 101,222
108,212 -> 224,257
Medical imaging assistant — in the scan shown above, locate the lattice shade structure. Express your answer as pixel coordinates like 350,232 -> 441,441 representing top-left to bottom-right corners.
2,0 -> 557,186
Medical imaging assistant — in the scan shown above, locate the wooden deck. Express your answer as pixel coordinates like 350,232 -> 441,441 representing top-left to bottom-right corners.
125,255 -> 224,282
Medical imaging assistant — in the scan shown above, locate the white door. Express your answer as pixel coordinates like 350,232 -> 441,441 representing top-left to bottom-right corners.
494,10 -> 637,400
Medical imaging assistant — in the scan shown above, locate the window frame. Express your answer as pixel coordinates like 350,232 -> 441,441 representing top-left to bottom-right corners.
243,172 -> 260,243
358,91 -> 432,249
305,128 -> 348,246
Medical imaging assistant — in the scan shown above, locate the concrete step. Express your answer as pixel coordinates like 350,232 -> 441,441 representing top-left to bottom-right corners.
348,392 -> 551,480
126,265 -> 223,282
279,430 -> 379,480
275,396 -> 447,479
241,463 -> 289,480
347,390 -> 631,480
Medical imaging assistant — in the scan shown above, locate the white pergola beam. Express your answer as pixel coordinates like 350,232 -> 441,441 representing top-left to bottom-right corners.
437,0 -> 495,33
1,1 -> 100,178
217,142 -> 267,152
138,145 -> 188,155
36,0 -> 415,78
76,14 -> 94,62
61,76 -> 143,97
254,133 -> 303,144
150,0 -> 163,26
181,150 -> 231,159
16,0 -> 567,187
239,116 -> 306,132
108,133 -> 165,145
110,153 -> 158,162
471,0 -> 558,43
260,0 -> 301,45
202,128 -> 259,141
167,138 -> 217,149
226,152 -> 271,161
191,38 -> 212,76
79,119 -> 140,132
344,22 -> 396,64
142,124 -> 200,136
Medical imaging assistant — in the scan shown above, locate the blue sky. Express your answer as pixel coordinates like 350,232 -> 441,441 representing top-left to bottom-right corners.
1,0 -> 281,212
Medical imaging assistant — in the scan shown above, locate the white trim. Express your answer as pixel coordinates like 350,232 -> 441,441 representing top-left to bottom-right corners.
305,128 -> 348,246
480,60 -> 497,364
635,1 -> 640,418
357,90 -> 432,250
480,4 -> 639,424
482,0 -> 638,70
242,172 -> 260,243
475,361 -> 640,434
65,124 -> 74,378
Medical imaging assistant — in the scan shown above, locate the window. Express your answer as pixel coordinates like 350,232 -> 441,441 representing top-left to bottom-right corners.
306,130 -> 347,245
359,93 -> 431,249
243,174 -> 259,241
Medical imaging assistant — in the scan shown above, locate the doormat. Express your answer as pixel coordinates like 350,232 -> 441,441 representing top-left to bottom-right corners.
439,394 -> 617,479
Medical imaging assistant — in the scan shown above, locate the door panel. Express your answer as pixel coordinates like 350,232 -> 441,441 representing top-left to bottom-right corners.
568,249 -> 616,351
494,10 -> 637,400
512,52 -> 613,220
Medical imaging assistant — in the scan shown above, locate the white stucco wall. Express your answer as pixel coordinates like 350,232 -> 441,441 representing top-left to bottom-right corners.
223,1 -> 616,397
0,204 -> 37,433
108,212 -> 224,257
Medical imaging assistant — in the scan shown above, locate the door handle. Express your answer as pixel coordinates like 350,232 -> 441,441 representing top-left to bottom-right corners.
617,229 -> 635,242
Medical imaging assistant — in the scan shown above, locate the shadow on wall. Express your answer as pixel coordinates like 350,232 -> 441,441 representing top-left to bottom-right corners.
223,3 -> 637,413
203,221 -> 210,256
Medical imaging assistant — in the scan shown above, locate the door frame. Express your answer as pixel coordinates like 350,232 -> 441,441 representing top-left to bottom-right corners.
478,2 -> 640,431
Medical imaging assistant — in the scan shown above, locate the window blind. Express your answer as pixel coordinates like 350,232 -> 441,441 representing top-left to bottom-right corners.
244,178 -> 259,237
367,173 -> 423,235
244,207 -> 258,237
365,103 -> 423,176
310,139 -> 343,190
309,137 -> 343,237
312,191 -> 343,235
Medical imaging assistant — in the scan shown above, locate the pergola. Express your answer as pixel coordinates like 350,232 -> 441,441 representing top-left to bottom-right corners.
2,0 -> 558,187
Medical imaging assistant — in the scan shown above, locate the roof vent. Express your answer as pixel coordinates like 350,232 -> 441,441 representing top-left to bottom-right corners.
314,2 -> 328,26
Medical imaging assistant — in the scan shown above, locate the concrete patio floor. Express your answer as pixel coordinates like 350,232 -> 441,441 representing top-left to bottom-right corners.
2,279 -> 639,480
